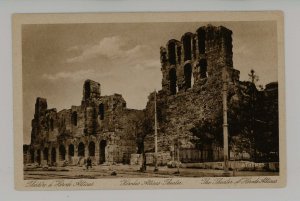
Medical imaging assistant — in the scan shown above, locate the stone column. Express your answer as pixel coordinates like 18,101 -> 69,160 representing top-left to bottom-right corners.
74,145 -> 78,157
95,143 -> 100,165
66,145 -> 69,162
73,144 -> 79,165
85,145 -> 89,158
56,147 -> 59,164
48,147 -> 52,165
40,149 -> 44,162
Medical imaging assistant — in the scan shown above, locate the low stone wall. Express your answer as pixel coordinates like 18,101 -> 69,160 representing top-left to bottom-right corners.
181,161 -> 279,172
130,152 -> 172,166
130,154 -> 143,165
145,152 -> 172,166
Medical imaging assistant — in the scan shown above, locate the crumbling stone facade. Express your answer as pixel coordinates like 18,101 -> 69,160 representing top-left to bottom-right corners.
24,80 -> 143,166
24,25 -> 279,167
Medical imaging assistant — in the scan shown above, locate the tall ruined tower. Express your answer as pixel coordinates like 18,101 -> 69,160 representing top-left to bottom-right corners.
81,79 -> 101,135
145,25 -> 242,161
82,79 -> 101,104
160,25 -> 237,95
31,97 -> 47,144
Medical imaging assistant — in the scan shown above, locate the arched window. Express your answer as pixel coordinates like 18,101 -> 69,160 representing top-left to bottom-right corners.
99,103 -> 104,120
182,34 -> 192,61
88,141 -> 95,156
199,59 -> 208,78
168,42 -> 176,65
71,111 -> 77,126
198,29 -> 206,54
169,68 -> 177,95
78,142 -> 85,157
184,63 -> 192,89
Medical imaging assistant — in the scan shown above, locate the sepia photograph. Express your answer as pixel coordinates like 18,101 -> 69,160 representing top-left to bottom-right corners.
13,12 -> 285,189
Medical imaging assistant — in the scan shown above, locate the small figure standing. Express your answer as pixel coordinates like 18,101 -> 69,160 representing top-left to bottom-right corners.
86,157 -> 92,170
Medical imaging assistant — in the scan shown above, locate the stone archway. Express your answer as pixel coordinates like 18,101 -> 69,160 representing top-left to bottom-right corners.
88,141 -> 95,157
78,142 -> 85,157
182,34 -> 192,61
168,42 -> 176,65
197,28 -> 206,54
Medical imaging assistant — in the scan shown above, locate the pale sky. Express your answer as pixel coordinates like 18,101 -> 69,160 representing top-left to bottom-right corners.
22,21 -> 278,144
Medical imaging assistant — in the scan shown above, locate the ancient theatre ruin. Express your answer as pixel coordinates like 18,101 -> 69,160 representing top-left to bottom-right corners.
23,25 -> 279,168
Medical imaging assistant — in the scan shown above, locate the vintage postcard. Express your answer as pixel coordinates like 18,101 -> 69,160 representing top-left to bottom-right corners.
13,11 -> 285,190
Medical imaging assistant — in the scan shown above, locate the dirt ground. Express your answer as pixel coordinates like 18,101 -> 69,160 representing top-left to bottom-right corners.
24,164 -> 279,180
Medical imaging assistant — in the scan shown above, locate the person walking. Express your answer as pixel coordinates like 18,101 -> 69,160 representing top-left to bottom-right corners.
86,157 -> 92,170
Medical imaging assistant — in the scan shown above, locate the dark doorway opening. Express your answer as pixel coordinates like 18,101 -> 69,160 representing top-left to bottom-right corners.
99,140 -> 107,164
89,141 -> 95,156
68,144 -> 74,157
51,148 -> 56,163
78,142 -> 85,157
59,145 -> 66,161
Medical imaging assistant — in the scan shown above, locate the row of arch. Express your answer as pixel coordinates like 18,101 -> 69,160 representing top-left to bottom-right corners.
29,140 -> 107,165
167,30 -> 206,65
169,59 -> 208,95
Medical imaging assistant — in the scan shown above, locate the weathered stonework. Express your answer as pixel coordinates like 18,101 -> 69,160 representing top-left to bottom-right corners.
24,25 -> 279,167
